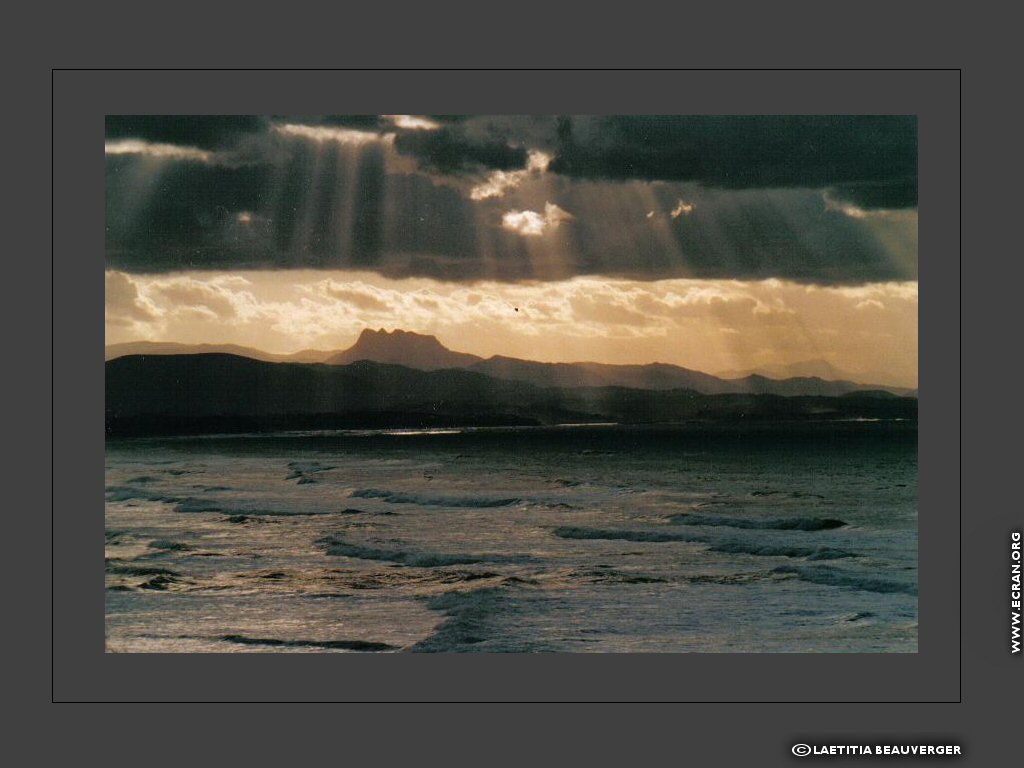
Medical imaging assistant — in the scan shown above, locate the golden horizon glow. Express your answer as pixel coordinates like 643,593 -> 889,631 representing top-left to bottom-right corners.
106,269 -> 919,387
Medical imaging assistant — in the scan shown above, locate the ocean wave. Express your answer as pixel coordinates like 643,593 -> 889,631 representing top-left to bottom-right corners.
176,498 -> 321,516
409,589 -> 500,652
840,611 -> 875,623
553,527 -> 856,561
106,486 -> 181,504
772,565 -> 917,595
175,498 -> 227,513
409,588 -> 538,653
223,514 -> 272,524
136,574 -> 185,590
553,526 -> 701,543
410,586 -> 590,653
351,488 -> 522,508
105,562 -> 188,591
683,571 -> 777,586
147,539 -> 194,552
285,461 -> 337,481
240,569 -> 528,601
338,507 -> 397,516
220,634 -> 395,651
106,562 -> 178,576
568,567 -> 668,584
750,489 -> 826,499
671,514 -> 847,531
318,535 -> 510,567
708,541 -> 857,560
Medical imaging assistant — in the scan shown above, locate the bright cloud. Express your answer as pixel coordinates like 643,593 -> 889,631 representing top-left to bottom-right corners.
822,190 -> 909,221
104,139 -> 213,163
384,115 -> 441,130
470,150 -> 552,200
671,199 -> 695,218
105,271 -> 160,331
501,201 -> 574,236
272,123 -> 387,146
823,190 -> 871,219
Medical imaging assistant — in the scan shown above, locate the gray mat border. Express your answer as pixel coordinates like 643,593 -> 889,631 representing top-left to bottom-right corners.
53,69 -> 958,703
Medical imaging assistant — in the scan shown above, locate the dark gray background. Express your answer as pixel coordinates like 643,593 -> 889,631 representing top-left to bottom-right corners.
57,70 -> 957,702
35,44 -> 1010,765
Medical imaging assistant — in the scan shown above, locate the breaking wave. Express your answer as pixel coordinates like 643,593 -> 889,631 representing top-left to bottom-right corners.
105,562 -> 189,591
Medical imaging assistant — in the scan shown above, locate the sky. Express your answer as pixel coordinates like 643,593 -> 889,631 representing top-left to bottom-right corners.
105,115 -> 918,386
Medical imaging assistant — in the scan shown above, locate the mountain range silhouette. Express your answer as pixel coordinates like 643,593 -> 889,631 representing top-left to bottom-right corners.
105,330 -> 917,436
107,328 -> 915,397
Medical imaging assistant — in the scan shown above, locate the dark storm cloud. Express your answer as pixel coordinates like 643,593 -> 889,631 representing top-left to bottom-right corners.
426,115 -> 472,123
105,143 -> 486,276
534,178 -> 915,284
383,173 -> 480,259
831,180 -> 918,209
392,126 -> 528,173
105,115 -> 268,149
105,115 -> 917,283
283,115 -> 388,130
106,154 -> 275,271
549,115 -> 917,209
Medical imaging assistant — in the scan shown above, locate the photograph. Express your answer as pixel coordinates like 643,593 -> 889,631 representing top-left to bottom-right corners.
103,113 -> 919,653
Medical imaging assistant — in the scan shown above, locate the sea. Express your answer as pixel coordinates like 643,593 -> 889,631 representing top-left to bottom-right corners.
105,421 -> 918,653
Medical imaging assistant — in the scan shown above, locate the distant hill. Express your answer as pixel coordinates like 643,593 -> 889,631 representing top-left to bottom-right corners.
105,341 -> 333,364
467,356 -> 737,393
325,328 -> 483,369
717,360 -> 916,396
105,354 -> 918,436
465,357 -> 914,398
731,374 -> 915,398
106,330 -> 915,398
718,359 -> 853,381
